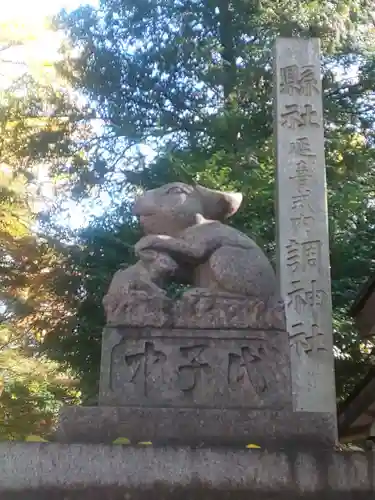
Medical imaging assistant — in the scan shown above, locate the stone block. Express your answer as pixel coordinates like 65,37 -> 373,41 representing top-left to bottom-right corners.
99,295 -> 291,419
99,325 -> 292,410
1,443 -> 374,499
56,406 -> 337,447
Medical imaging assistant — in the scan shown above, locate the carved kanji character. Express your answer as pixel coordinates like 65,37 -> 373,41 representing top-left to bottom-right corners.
177,344 -> 210,392
298,65 -> 319,96
290,137 -> 316,156
125,341 -> 167,396
290,160 -> 312,192
227,345 -> 268,394
280,65 -> 300,95
281,104 -> 319,129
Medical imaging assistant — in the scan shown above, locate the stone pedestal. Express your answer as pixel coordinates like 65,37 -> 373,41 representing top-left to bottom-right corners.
2,443 -> 375,500
57,293 -> 336,446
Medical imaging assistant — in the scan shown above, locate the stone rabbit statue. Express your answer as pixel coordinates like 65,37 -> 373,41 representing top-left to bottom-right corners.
103,182 -> 278,321
134,182 -> 276,296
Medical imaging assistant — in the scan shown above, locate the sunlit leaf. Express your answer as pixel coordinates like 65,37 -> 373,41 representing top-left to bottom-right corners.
112,437 -> 131,445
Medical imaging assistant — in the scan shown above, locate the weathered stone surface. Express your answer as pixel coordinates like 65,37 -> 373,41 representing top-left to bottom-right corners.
105,292 -> 172,328
106,292 -> 286,330
173,293 -> 286,330
274,37 -> 336,418
102,254 -> 179,324
99,326 -> 291,409
57,406 -> 337,447
1,443 -> 374,500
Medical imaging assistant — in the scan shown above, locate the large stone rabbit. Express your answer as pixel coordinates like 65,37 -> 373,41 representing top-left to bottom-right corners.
103,182 -> 277,321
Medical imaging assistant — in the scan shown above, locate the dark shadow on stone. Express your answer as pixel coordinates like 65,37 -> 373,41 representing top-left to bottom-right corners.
1,484 -> 375,500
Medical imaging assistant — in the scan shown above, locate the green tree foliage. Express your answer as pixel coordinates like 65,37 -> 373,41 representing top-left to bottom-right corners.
0,324 -> 80,440
44,0 -> 375,402
0,112 -> 81,439
0,25 -> 89,438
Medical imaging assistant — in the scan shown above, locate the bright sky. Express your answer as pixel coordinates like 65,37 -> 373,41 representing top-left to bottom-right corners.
0,0 -> 97,20
0,0 -> 108,229
0,0 -> 98,74
0,0 -> 155,231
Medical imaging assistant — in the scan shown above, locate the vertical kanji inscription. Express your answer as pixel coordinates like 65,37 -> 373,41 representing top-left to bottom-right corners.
275,37 -> 336,417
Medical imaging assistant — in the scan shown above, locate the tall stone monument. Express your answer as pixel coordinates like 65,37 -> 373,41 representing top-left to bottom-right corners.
58,181 -> 336,447
274,37 -> 337,420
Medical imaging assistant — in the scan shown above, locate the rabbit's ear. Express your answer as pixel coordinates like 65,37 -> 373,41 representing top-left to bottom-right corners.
194,185 -> 243,220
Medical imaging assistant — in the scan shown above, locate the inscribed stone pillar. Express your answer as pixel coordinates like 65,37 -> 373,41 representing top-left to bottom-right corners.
274,37 -> 337,417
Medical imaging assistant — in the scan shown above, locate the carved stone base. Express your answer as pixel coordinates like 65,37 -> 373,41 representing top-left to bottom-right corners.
105,292 -> 286,330
58,295 -> 336,448
56,406 -> 337,447
99,325 -> 292,409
